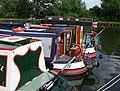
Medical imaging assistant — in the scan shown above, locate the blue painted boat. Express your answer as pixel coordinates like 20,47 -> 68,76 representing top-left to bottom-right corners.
0,23 -> 87,76
0,35 -> 77,91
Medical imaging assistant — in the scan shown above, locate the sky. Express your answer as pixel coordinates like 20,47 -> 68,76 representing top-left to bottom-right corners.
82,0 -> 101,10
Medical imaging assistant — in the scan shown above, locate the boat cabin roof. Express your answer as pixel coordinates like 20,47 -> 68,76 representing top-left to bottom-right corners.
27,24 -> 76,34
0,36 -> 32,49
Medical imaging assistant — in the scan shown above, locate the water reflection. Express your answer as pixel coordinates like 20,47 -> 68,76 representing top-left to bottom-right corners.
99,27 -> 120,56
66,71 -> 100,91
67,27 -> 120,91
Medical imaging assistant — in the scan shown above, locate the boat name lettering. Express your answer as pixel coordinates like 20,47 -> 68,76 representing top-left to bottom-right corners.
0,64 -> 4,72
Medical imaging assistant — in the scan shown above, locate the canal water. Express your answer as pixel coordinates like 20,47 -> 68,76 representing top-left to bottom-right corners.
69,27 -> 120,91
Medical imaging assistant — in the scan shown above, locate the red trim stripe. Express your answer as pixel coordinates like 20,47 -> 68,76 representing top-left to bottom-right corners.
0,47 -> 14,50
87,52 -> 96,58
54,67 -> 87,74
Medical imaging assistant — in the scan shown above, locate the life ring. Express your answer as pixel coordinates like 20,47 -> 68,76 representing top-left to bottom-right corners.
73,44 -> 84,60
12,27 -> 25,32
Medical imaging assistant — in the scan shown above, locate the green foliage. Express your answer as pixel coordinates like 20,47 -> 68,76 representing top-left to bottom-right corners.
0,0 -> 19,18
1,0 -> 120,22
0,0 -> 90,19
32,0 -> 55,18
89,0 -> 120,21
89,6 -> 102,21
46,0 -> 88,17
15,0 -> 33,18
100,0 -> 120,21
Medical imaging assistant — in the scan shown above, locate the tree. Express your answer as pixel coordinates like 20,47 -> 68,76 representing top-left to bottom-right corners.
15,0 -> 33,18
32,0 -> 55,18
44,0 -> 61,16
89,5 -> 102,20
101,0 -> 120,21
0,0 -> 91,19
45,0 -> 88,17
0,0 -> 33,18
0,0 -> 18,18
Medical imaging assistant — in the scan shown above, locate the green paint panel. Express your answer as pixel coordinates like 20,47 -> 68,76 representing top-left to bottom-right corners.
0,56 -> 7,86
14,47 -> 42,89
14,38 -> 32,45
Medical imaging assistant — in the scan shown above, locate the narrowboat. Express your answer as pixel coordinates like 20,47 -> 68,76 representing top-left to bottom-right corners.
0,26 -> 87,76
0,36 -> 77,91
0,22 -> 87,75
0,16 -> 101,75
83,25 -> 105,58
83,26 -> 105,69
40,16 -> 105,68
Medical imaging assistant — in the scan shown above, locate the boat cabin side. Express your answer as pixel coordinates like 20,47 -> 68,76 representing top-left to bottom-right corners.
0,24 -> 84,65
0,36 -> 46,91
48,26 -> 83,61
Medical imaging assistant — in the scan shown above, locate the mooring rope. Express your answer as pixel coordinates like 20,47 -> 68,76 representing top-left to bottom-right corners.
97,74 -> 120,91
102,78 -> 120,91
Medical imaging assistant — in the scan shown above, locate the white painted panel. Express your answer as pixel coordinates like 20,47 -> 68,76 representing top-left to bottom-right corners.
31,37 -> 52,58
53,61 -> 85,69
